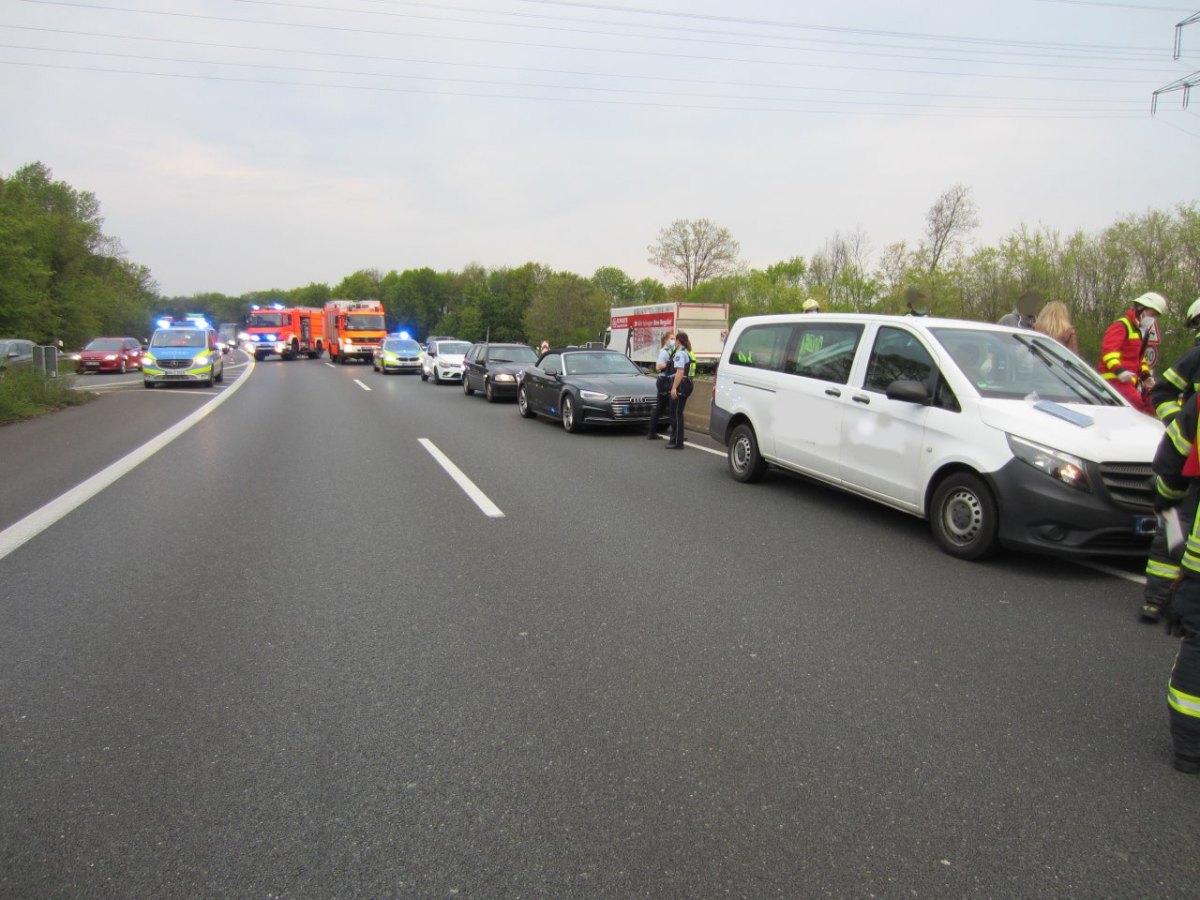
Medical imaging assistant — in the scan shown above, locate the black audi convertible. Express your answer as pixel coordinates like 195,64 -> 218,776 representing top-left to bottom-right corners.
516,348 -> 660,433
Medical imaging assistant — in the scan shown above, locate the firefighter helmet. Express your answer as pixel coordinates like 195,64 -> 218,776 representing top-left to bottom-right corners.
1133,291 -> 1168,315
1187,298 -> 1200,328
801,298 -> 820,313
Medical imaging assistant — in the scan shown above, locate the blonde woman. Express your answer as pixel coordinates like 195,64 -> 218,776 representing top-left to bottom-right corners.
1034,300 -> 1079,354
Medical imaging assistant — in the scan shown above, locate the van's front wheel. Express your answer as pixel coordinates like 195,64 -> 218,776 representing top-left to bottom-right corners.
930,472 -> 998,560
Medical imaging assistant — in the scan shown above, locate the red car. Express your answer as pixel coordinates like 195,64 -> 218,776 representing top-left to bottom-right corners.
76,337 -> 144,374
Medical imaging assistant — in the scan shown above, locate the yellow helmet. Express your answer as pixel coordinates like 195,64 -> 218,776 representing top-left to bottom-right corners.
801,298 -> 820,313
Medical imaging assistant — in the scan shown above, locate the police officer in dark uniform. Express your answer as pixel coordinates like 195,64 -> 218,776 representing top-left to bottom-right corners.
648,331 -> 675,440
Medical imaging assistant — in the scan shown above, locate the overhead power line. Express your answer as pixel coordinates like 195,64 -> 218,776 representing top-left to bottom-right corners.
0,25 -> 1147,106
0,57 -> 1148,118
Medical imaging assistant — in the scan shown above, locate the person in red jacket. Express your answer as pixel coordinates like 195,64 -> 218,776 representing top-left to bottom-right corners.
1098,291 -> 1168,414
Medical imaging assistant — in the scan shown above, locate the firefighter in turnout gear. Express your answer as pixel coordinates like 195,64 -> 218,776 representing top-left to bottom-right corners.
1098,291 -> 1167,414
1140,299 -> 1200,622
1150,392 -> 1200,773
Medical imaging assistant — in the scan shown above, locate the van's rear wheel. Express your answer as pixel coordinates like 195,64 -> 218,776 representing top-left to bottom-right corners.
728,424 -> 766,483
930,472 -> 999,560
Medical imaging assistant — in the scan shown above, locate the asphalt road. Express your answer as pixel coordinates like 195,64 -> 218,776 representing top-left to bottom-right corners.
1,353 -> 1197,898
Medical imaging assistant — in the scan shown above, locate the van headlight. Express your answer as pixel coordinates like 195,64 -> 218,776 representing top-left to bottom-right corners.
1007,434 -> 1090,492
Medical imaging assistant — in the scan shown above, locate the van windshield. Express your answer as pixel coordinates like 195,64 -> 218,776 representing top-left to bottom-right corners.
931,328 -> 1120,406
151,329 -> 207,349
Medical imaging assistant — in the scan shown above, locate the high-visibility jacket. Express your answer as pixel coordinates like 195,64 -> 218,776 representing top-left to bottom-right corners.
1098,309 -> 1150,384
682,349 -> 697,378
1150,341 -> 1200,424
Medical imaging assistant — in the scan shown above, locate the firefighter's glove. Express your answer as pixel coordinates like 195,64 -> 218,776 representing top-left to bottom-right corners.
1164,597 -> 1186,638
1117,370 -> 1135,383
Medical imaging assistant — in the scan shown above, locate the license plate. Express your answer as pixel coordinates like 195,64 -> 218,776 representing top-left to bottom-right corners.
1134,516 -> 1158,535
85,362 -> 99,367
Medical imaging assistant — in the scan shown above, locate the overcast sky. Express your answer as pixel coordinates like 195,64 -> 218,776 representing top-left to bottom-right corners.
2,0 -> 1198,297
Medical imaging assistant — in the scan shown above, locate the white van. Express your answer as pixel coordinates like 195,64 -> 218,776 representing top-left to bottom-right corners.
709,313 -> 1164,560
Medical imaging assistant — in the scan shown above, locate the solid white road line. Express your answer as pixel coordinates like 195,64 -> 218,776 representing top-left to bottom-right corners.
418,439 -> 505,519
1074,559 -> 1146,585
354,379 -> 372,391
0,357 -> 256,563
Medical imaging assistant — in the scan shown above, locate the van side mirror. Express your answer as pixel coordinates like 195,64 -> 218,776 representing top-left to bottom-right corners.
886,379 -> 931,405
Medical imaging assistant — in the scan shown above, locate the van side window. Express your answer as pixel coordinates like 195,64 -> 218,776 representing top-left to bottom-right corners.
864,327 -> 935,392
728,324 -> 792,372
786,324 -> 864,385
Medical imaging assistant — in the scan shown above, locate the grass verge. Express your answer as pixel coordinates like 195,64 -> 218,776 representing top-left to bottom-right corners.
0,368 -> 95,425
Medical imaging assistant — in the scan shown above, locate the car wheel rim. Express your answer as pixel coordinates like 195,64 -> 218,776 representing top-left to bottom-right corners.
732,436 -> 751,473
941,489 -> 982,545
519,390 -> 528,413
563,399 -> 573,428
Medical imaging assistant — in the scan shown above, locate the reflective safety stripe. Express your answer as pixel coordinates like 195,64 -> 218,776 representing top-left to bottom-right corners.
1101,372 -> 1120,380
1156,477 -> 1188,500
1157,399 -> 1183,422
1146,559 -> 1181,579
1164,367 -> 1187,390
1168,683 -> 1200,719
1102,352 -> 1123,369
1166,420 -> 1193,457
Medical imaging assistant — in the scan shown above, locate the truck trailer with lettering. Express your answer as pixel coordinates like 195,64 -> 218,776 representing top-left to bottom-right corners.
603,302 -> 729,371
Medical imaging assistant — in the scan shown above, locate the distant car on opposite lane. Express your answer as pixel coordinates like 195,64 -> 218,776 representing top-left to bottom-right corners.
517,348 -> 659,432
374,336 -> 424,374
0,339 -> 35,374
76,337 -> 144,374
462,342 -> 538,401
421,339 -> 470,384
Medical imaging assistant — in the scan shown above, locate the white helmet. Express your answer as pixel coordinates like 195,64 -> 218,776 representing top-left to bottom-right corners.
1133,291 -> 1168,315
1187,297 -> 1200,327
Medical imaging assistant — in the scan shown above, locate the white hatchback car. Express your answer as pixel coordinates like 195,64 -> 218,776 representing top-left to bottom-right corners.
420,339 -> 470,384
709,313 -> 1164,560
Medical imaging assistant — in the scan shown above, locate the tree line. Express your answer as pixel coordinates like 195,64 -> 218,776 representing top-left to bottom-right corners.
3,161 -> 1197,371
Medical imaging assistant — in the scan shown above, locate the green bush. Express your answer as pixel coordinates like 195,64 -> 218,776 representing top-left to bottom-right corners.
0,367 -> 94,424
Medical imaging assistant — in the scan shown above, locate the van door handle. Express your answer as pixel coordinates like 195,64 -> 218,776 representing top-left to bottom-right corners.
825,388 -> 841,397
853,395 -> 871,405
